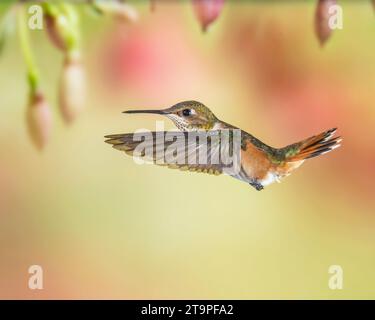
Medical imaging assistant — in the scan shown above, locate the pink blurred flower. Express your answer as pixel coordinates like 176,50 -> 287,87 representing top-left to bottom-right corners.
26,91 -> 52,150
100,22 -> 203,99
192,0 -> 225,32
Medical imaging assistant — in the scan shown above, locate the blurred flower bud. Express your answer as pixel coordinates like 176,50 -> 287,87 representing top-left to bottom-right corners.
315,0 -> 336,46
26,91 -> 52,150
59,51 -> 86,124
150,0 -> 156,12
93,1 -> 138,23
192,0 -> 225,32
43,3 -> 80,53
44,13 -> 68,51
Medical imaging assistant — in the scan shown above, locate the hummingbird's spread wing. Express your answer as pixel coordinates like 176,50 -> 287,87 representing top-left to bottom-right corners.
105,131 -> 241,176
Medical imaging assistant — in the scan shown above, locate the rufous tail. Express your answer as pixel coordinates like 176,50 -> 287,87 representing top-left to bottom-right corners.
283,128 -> 342,162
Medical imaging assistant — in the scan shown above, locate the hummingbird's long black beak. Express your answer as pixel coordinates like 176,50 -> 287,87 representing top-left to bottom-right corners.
123,109 -> 168,115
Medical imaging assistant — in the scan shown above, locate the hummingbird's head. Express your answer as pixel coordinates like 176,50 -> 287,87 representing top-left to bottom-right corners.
124,101 -> 219,131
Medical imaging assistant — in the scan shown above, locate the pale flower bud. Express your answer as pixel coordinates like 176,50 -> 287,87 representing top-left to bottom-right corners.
43,3 -> 80,53
59,51 -> 86,124
26,91 -> 52,150
44,13 -> 69,51
192,0 -> 225,32
315,0 -> 337,46
93,1 -> 138,23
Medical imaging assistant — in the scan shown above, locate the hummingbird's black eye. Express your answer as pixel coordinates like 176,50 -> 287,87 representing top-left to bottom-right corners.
182,109 -> 192,116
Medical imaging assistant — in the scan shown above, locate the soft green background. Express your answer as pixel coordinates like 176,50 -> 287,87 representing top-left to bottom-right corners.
0,1 -> 374,299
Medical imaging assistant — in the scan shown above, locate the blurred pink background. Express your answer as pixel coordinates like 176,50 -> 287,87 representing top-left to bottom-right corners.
0,1 -> 374,299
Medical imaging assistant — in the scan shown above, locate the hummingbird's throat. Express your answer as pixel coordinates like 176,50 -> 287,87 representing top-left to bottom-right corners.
167,114 -> 218,131
167,115 -> 189,131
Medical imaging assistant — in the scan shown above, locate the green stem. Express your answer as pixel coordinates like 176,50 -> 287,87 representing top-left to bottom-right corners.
17,4 -> 39,93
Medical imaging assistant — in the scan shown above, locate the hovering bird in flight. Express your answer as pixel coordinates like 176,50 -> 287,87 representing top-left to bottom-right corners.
105,101 -> 341,190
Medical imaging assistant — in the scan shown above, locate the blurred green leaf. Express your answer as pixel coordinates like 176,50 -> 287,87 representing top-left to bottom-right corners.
0,6 -> 16,57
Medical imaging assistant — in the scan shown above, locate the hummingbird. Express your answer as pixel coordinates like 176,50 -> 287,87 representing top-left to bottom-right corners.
105,101 -> 341,190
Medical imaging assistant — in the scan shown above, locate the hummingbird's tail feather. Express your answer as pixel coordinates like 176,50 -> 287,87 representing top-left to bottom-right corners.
282,128 -> 342,162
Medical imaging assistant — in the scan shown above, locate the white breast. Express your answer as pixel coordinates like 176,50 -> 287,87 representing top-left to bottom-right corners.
260,172 -> 281,186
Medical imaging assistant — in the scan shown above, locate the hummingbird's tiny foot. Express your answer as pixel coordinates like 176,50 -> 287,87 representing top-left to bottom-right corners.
249,181 -> 264,191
